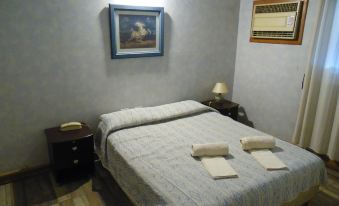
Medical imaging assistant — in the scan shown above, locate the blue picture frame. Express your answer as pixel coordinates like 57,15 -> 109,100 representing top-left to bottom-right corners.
109,4 -> 164,59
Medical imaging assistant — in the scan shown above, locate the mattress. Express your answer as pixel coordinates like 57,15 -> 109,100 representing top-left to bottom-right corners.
95,100 -> 326,206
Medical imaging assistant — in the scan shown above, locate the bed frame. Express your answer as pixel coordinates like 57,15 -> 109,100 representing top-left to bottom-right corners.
92,161 -> 134,206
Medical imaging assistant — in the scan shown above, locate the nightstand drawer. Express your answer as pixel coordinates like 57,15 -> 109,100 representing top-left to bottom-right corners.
55,154 -> 93,170
220,107 -> 238,120
53,137 -> 93,155
201,99 -> 239,121
52,137 -> 93,169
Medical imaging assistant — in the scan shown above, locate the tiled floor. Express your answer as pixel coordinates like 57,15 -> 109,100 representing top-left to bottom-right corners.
309,169 -> 339,206
0,170 -> 338,206
0,173 -> 105,206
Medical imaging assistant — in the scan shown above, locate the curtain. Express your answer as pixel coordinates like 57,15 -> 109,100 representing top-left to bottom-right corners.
292,0 -> 339,161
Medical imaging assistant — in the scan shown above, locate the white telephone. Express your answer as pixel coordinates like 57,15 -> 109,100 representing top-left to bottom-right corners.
60,122 -> 82,131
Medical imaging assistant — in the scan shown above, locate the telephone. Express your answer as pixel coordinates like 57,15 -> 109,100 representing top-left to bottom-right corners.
60,122 -> 82,131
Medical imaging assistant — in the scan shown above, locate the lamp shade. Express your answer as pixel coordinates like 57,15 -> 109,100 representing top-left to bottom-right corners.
212,82 -> 229,94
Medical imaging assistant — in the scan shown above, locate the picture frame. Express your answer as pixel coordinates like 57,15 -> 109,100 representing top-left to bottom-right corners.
109,4 -> 164,59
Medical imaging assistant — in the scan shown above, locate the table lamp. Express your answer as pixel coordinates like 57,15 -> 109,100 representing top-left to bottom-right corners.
212,82 -> 228,102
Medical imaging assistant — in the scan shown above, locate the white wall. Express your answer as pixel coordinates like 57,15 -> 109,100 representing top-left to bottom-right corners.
232,0 -> 322,141
0,0 -> 240,173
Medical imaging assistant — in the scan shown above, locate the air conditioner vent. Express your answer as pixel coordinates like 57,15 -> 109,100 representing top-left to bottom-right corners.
250,0 -> 308,44
255,3 -> 299,13
251,1 -> 302,40
252,31 -> 295,39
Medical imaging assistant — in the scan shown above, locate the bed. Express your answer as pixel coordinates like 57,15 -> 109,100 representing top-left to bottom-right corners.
95,100 -> 326,206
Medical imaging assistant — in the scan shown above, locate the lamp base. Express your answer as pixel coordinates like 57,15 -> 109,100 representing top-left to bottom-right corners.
214,94 -> 224,102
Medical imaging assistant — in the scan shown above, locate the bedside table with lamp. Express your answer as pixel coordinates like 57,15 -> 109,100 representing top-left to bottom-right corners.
201,82 -> 239,120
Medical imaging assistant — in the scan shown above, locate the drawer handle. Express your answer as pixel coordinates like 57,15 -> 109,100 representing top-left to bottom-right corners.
73,159 -> 79,164
228,112 -> 232,115
72,146 -> 78,151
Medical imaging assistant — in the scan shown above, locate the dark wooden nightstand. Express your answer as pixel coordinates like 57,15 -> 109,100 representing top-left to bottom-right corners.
45,124 -> 94,183
202,99 -> 239,120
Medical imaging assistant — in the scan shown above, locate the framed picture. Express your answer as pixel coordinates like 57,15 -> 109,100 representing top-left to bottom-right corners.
109,4 -> 164,59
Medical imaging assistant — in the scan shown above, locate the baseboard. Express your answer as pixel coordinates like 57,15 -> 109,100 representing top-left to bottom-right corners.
326,160 -> 339,173
0,164 -> 50,185
306,148 -> 339,173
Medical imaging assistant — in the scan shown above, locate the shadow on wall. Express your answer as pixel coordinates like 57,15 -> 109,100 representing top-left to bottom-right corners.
98,7 -> 173,77
238,106 -> 254,128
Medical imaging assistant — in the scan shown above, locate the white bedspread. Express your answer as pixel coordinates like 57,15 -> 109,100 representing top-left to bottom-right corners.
95,100 -> 326,206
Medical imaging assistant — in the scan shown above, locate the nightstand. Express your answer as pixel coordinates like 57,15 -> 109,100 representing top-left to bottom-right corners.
201,99 -> 239,120
45,124 -> 94,183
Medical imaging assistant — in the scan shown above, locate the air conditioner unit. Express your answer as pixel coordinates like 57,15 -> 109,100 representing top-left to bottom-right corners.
251,1 -> 303,39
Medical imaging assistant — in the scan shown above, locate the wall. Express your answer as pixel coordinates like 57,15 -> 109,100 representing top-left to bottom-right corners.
232,0 -> 322,141
0,0 -> 240,173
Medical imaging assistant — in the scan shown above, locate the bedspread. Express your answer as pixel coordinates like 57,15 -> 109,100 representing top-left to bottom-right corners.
95,100 -> 326,206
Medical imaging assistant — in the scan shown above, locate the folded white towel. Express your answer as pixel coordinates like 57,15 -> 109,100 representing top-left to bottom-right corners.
240,136 -> 275,150
191,143 -> 229,157
201,157 -> 238,179
250,149 -> 287,170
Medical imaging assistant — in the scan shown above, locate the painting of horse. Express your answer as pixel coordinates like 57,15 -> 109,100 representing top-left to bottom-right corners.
109,5 -> 164,58
119,15 -> 156,49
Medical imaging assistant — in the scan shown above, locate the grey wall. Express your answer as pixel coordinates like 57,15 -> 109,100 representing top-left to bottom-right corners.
232,0 -> 322,141
0,0 -> 240,173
